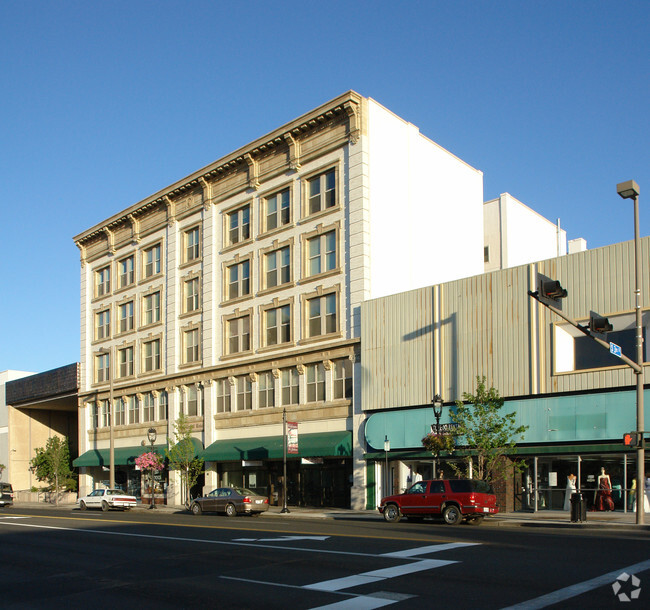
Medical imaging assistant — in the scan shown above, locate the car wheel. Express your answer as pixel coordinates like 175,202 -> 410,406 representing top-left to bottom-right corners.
383,504 -> 401,523
101,501 -> 109,512
79,501 -> 87,511
466,516 -> 484,526
442,505 -> 462,525
225,503 -> 237,517
191,503 -> 202,515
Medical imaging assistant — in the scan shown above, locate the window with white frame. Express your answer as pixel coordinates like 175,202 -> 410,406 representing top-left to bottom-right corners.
185,277 -> 200,312
158,391 -> 168,421
127,395 -> 138,424
144,243 -> 161,278
118,346 -> 134,377
227,315 -> 250,354
264,246 -> 290,289
227,205 -> 251,246
307,293 -> 337,337
281,368 -> 299,406
119,255 -> 135,288
143,291 -> 161,326
96,353 -> 110,383
307,169 -> 336,215
115,398 -> 125,426
185,226 -> 200,262
119,301 -> 134,333
227,260 -> 250,300
306,363 -> 325,402
185,385 -> 199,416
143,339 -> 161,372
96,309 -> 110,340
307,231 -> 336,277
216,379 -> 231,413
258,371 -> 275,408
90,403 -> 99,429
264,188 -> 290,232
101,399 -> 110,427
143,392 -> 155,422
333,358 -> 353,399
236,376 -> 252,411
184,328 -> 200,363
265,304 -> 291,346
96,266 -> 111,297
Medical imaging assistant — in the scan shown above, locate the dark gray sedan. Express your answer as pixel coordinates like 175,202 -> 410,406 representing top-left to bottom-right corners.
190,486 -> 269,516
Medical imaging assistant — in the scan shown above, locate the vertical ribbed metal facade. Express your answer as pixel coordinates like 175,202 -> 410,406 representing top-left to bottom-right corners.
361,238 -> 649,410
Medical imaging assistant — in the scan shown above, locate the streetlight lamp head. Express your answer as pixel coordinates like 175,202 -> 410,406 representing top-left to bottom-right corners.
617,180 -> 640,200
147,427 -> 157,444
384,435 -> 390,452
432,394 -> 444,418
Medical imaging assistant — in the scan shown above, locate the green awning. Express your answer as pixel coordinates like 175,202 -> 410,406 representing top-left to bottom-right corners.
73,444 -> 167,468
202,431 -> 351,462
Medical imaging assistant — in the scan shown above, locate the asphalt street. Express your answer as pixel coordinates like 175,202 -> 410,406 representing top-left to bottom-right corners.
1,506 -> 648,609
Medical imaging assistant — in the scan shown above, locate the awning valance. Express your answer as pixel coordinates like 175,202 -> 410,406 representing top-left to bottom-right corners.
202,431 -> 351,462
73,444 -> 167,468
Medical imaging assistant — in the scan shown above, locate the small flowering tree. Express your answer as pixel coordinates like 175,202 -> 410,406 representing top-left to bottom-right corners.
135,451 -> 164,507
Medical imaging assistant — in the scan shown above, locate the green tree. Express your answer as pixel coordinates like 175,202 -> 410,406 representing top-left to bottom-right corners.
450,376 -> 528,484
166,413 -> 204,508
30,436 -> 75,505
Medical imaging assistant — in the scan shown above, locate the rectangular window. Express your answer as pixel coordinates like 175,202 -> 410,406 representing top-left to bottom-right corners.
265,305 -> 291,346
281,368 -> 299,406
258,371 -> 275,408
185,277 -> 200,312
216,379 -> 231,413
227,261 -> 250,300
96,353 -> 110,383
185,227 -> 200,262
185,329 -> 200,363
308,231 -> 336,276
228,315 -> 251,354
119,255 -> 135,288
265,188 -> 290,231
143,393 -> 155,422
144,244 -> 161,278
96,266 -> 110,297
306,363 -> 325,402
308,169 -> 336,215
265,247 -> 290,288
334,358 -> 353,399
236,376 -> 252,411
186,385 -> 199,416
127,395 -> 138,424
101,399 -> 110,428
115,398 -> 125,426
158,391 -> 168,421
228,205 -> 251,246
96,310 -> 110,340
308,293 -> 337,337
143,339 -> 161,372
90,403 -> 99,429
119,301 -> 134,333
143,291 -> 161,325
118,346 -> 134,377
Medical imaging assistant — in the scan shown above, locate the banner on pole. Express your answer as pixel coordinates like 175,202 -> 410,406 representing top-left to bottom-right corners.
287,421 -> 299,454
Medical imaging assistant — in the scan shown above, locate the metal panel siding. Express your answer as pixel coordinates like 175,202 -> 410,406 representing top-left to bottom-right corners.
361,288 -> 433,410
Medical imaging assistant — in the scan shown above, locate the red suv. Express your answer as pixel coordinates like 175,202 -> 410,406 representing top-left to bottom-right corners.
379,479 -> 498,525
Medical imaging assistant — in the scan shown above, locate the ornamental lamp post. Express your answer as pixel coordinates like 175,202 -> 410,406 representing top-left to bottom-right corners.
384,435 -> 390,497
617,179 -> 644,526
147,427 -> 157,509
432,394 -> 444,434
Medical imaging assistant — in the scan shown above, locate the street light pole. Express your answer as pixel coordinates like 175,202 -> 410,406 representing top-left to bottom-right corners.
147,427 -> 157,509
384,435 -> 390,496
432,395 -> 444,477
617,180 -> 644,526
105,346 -> 115,489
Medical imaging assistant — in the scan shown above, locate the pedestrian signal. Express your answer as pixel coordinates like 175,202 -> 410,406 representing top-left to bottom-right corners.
623,432 -> 638,447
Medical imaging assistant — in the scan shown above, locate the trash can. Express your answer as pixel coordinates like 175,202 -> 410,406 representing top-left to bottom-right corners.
570,492 -> 587,522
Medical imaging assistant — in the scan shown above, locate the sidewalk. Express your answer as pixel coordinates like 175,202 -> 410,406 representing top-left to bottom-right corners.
8,501 -> 650,530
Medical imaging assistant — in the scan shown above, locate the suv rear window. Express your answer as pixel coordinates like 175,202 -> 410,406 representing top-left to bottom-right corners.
449,480 -> 494,494
0,483 -> 12,492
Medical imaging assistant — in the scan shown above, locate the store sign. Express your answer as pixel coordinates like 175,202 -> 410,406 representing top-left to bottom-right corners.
287,421 -> 299,454
301,457 -> 323,465
242,460 -> 263,467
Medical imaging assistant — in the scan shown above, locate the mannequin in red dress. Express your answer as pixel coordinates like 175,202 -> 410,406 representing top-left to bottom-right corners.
595,467 -> 614,511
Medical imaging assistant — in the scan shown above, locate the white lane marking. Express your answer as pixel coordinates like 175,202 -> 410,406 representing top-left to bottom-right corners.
310,594 -> 401,609
305,559 -> 457,592
233,535 -> 330,542
0,516 -> 29,520
501,558 -> 650,609
381,542 -> 480,558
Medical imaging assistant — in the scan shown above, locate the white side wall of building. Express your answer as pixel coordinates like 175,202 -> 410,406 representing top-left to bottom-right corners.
0,370 -> 34,483
366,99 -> 485,299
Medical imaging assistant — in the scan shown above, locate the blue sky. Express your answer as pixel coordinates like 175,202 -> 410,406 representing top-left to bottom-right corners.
1,1 -> 649,373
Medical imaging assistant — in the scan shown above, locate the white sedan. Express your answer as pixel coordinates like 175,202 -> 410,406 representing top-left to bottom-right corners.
78,489 -> 137,511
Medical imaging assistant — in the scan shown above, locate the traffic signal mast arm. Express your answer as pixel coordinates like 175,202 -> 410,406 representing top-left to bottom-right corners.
528,289 -> 643,374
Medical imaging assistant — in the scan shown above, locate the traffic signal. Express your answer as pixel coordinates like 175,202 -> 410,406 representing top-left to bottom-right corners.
534,273 -> 568,309
623,432 -> 638,447
589,311 -> 613,334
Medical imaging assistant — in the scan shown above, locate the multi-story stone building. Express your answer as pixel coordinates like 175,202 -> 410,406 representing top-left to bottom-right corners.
73,91 -> 490,508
